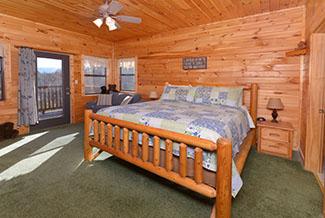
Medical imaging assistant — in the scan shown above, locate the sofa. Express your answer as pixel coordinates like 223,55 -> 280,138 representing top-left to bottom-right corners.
86,92 -> 141,113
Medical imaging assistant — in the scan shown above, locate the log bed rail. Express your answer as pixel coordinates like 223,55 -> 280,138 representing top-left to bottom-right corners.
84,83 -> 258,218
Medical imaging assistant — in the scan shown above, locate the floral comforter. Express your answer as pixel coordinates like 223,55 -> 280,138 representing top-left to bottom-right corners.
97,100 -> 254,197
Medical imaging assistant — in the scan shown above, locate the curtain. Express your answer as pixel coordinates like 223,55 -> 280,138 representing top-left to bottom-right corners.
18,48 -> 38,126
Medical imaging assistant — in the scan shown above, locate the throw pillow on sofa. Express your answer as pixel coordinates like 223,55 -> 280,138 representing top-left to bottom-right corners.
121,96 -> 133,105
97,94 -> 112,106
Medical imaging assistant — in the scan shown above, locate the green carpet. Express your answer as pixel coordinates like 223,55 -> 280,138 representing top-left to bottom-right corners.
0,124 -> 322,218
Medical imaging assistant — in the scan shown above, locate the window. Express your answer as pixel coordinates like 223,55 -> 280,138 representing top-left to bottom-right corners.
119,58 -> 136,92
0,56 -> 4,100
83,56 -> 108,95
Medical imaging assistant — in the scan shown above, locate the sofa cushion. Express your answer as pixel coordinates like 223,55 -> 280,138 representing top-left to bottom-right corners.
97,94 -> 112,106
112,93 -> 142,105
129,94 -> 141,104
112,93 -> 128,105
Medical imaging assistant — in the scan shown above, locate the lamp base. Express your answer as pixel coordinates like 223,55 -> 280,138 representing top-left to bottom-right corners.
271,109 -> 278,123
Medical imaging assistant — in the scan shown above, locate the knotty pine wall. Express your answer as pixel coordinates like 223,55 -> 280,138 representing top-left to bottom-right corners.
0,13 -> 114,133
306,0 -> 325,39
116,7 -> 305,149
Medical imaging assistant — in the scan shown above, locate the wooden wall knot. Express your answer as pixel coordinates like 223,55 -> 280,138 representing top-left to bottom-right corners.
36,28 -> 48,34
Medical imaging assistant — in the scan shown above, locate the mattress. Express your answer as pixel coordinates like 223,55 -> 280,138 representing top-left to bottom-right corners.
97,100 -> 255,197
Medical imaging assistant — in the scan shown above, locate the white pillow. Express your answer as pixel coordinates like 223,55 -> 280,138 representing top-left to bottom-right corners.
121,96 -> 132,105
97,94 -> 112,106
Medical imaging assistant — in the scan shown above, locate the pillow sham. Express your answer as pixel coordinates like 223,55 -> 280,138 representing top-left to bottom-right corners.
194,86 -> 243,107
160,85 -> 192,102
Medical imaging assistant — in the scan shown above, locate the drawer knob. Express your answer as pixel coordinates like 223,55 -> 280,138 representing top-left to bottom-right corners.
269,133 -> 280,137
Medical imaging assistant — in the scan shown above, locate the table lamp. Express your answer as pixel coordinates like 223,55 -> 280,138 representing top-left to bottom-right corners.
267,98 -> 284,123
149,91 -> 159,100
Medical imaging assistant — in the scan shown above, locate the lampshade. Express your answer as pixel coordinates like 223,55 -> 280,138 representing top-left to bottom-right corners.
0,45 -> 3,57
93,18 -> 103,28
149,91 -> 158,99
267,98 -> 284,110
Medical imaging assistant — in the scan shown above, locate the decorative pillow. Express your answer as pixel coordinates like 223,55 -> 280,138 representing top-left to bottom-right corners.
120,96 -> 132,105
194,86 -> 243,107
160,85 -> 191,102
186,86 -> 198,102
97,94 -> 112,106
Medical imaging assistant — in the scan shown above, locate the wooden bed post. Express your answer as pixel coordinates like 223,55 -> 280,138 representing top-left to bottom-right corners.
250,83 -> 258,125
250,83 -> 259,144
215,138 -> 232,218
84,109 -> 93,161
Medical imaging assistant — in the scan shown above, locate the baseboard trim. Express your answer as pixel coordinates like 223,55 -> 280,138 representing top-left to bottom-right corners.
314,172 -> 324,194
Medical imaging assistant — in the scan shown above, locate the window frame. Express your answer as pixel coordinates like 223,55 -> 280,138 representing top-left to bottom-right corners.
82,55 -> 109,95
0,56 -> 4,101
118,57 -> 137,92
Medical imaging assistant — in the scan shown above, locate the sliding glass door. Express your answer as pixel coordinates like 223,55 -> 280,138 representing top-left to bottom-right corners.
33,51 -> 70,129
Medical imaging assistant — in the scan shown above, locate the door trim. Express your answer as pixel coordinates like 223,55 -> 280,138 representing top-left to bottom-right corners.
31,51 -> 70,130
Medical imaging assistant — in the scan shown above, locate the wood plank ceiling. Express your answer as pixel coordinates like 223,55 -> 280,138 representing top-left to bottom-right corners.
0,0 -> 305,41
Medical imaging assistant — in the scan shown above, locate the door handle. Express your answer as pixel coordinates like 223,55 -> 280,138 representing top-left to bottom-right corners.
65,87 -> 71,96
319,109 -> 325,114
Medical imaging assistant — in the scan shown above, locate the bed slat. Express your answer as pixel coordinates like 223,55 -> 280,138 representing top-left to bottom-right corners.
107,124 -> 113,146
179,143 -> 187,177
132,130 -> 139,157
100,122 -> 105,145
166,139 -> 173,171
153,136 -> 160,166
94,120 -> 99,142
114,126 -> 121,150
123,128 -> 129,154
194,148 -> 203,184
142,133 -> 149,161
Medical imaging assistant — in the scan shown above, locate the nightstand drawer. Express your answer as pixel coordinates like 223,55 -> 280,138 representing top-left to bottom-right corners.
260,139 -> 289,155
261,128 -> 289,142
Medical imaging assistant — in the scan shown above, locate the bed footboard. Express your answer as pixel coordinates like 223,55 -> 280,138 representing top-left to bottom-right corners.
84,109 -> 232,218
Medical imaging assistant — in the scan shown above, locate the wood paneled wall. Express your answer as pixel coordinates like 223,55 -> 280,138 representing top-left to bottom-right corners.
306,0 -> 325,39
116,7 -> 305,149
0,13 -> 114,132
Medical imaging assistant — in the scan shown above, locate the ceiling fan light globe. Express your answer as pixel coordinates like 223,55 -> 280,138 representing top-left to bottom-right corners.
107,23 -> 118,31
93,18 -> 103,28
106,17 -> 118,31
105,17 -> 115,25
111,24 -> 118,31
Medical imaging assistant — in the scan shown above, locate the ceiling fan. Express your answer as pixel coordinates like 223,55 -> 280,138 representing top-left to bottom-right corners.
93,0 -> 142,31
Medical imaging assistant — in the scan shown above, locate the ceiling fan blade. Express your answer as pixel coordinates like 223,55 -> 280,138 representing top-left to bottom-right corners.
108,0 -> 123,15
114,15 -> 142,24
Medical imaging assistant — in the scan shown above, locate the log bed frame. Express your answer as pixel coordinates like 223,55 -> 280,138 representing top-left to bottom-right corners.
84,83 -> 258,218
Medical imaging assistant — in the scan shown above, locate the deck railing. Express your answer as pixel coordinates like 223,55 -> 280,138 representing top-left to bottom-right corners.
37,85 -> 63,113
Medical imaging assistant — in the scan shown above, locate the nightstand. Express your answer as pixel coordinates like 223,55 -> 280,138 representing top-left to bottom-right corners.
257,120 -> 294,159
